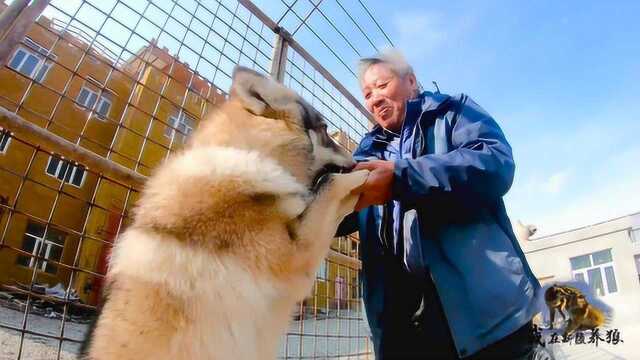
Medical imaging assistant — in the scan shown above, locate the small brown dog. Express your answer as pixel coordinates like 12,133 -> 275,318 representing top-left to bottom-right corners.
563,292 -> 605,337
545,284 -> 581,329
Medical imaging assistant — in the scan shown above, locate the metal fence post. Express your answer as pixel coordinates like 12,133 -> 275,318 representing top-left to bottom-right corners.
0,0 -> 49,66
0,0 -> 30,39
270,27 -> 289,82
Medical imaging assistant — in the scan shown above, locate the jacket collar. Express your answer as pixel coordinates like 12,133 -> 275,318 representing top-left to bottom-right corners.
421,90 -> 451,113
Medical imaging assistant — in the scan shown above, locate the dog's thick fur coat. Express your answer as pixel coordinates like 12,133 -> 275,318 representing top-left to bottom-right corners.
83,67 -> 368,359
544,284 -> 606,336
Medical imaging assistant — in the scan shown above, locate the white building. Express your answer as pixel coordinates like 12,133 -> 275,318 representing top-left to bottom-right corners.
520,212 -> 640,322
517,213 -> 640,358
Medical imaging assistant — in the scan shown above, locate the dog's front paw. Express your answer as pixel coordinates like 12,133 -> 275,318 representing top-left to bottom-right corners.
330,170 -> 369,216
329,170 -> 369,198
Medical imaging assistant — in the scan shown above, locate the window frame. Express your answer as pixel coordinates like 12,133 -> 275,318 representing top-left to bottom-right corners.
570,249 -> 618,296
76,86 -> 112,120
0,128 -> 10,154
165,112 -> 195,144
45,155 -> 86,188
7,37 -> 56,82
16,222 -> 66,274
316,259 -> 328,281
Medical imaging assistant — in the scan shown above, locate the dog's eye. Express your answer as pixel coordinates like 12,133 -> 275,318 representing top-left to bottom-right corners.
315,123 -> 328,132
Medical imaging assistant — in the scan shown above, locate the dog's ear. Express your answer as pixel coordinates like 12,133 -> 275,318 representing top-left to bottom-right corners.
230,66 -> 302,120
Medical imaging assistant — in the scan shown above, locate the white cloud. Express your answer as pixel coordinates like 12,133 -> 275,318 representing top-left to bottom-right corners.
541,170 -> 571,194
531,172 -> 640,236
391,11 -> 447,58
387,9 -> 479,86
508,145 -> 640,236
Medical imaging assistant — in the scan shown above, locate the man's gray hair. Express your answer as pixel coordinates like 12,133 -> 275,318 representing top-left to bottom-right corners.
357,49 -> 415,84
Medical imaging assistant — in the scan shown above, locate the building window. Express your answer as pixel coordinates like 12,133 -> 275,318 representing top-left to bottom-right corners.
0,127 -> 10,153
350,238 -> 359,257
76,86 -> 111,118
45,155 -> 86,187
631,228 -> 640,243
570,249 -> 618,296
16,221 -> 66,274
7,37 -> 55,82
316,259 -> 327,281
165,112 -> 195,144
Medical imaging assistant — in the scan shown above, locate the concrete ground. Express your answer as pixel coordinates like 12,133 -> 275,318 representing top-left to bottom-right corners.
5,302 -> 638,360
1,305 -> 373,360
542,322 -> 638,360
0,306 -> 86,360
279,309 -> 373,359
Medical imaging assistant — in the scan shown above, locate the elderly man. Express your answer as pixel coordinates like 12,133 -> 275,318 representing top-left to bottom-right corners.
337,51 -> 541,359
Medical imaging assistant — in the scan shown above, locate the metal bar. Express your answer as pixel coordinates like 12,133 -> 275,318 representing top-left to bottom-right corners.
285,55 -> 367,137
0,0 -> 373,358
334,0 -> 378,53
270,31 -> 288,82
0,0 -> 49,66
291,0 -> 323,36
327,248 -> 361,270
238,0 -> 374,124
0,106 -> 147,190
281,28 -> 374,125
17,134 -> 74,359
0,139 -> 38,248
357,0 -> 394,47
313,4 -> 361,57
285,5 -> 357,79
240,0 -> 281,31
276,0 -> 299,25
0,0 -> 30,39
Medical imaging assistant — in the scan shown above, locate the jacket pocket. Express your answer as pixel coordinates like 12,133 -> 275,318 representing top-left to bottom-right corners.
440,220 -> 532,334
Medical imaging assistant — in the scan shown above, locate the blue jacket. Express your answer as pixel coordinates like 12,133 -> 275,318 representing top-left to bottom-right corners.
337,91 -> 540,358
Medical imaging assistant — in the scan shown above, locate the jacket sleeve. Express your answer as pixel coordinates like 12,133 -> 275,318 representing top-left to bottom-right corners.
391,95 -> 515,208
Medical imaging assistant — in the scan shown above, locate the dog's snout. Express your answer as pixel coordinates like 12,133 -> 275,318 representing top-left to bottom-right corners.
343,162 -> 356,173
336,159 -> 356,173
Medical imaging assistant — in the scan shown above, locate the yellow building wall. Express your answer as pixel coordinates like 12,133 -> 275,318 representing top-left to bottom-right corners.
0,9 -> 356,310
0,15 -> 224,305
307,235 -> 361,311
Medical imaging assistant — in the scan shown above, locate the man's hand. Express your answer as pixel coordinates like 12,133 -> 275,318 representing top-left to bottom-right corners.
352,160 -> 395,211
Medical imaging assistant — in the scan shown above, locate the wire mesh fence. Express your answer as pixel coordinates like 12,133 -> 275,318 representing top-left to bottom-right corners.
0,0 -> 389,358
284,47 -> 369,144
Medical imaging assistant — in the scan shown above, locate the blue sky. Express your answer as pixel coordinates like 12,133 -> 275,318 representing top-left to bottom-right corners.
244,0 -> 640,235
361,0 -> 640,235
37,0 -> 640,235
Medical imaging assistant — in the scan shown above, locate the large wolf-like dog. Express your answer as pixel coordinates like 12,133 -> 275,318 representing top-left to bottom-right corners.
82,67 -> 369,359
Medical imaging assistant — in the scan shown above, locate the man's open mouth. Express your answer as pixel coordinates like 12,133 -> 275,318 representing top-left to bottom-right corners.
377,106 -> 391,118
311,164 -> 351,191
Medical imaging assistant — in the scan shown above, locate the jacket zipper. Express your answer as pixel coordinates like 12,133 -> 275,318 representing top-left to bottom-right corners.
379,205 -> 390,251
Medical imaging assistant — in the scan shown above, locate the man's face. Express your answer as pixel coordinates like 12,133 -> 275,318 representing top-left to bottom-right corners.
361,63 -> 417,132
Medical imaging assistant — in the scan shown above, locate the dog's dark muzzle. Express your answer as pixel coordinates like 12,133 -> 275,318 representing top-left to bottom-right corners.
311,163 -> 354,192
